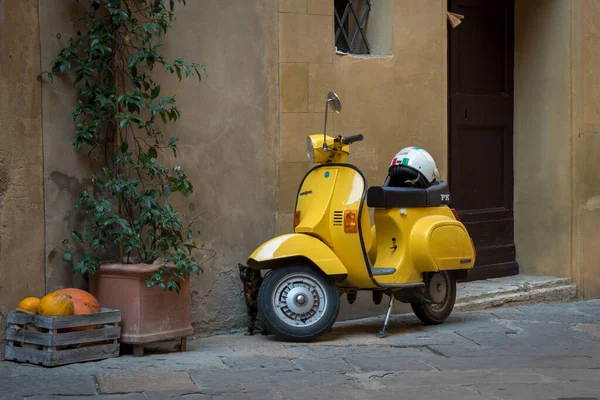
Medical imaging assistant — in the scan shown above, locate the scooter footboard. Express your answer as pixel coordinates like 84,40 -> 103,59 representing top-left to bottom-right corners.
411,216 -> 475,272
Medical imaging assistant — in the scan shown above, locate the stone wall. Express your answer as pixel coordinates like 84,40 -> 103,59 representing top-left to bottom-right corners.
276,0 -> 448,320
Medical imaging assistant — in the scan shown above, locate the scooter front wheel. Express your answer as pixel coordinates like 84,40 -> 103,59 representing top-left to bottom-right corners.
411,271 -> 457,325
258,265 -> 339,342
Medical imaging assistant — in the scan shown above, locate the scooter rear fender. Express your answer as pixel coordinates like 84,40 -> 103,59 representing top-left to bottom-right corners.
247,233 -> 348,279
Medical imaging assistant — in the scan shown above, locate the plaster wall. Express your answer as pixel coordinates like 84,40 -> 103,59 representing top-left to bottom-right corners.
39,0 -> 92,293
576,0 -> 600,299
38,0 -> 279,332
157,0 -> 279,332
0,0 -> 46,358
514,0 -> 600,300
4,0 -> 600,346
513,0 -> 573,279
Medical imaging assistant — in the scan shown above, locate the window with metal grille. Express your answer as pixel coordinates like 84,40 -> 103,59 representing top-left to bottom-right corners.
335,0 -> 371,54
334,0 -> 392,56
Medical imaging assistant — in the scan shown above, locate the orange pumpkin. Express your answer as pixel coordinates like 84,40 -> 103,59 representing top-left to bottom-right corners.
55,288 -> 101,331
37,292 -> 74,317
55,288 -> 101,315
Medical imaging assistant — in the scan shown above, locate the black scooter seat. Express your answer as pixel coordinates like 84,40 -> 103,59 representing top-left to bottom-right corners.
366,181 -> 450,209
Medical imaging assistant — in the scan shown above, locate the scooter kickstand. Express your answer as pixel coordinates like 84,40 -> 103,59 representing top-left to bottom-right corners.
377,293 -> 394,338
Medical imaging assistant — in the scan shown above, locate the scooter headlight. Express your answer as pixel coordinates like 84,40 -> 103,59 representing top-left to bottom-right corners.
306,136 -> 315,163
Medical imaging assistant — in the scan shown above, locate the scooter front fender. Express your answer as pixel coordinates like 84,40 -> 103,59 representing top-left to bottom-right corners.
247,234 -> 348,277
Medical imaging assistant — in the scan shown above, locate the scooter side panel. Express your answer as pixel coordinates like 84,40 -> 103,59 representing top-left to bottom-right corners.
371,208 -> 421,284
247,233 -> 348,276
371,207 -> 474,283
411,214 -> 475,272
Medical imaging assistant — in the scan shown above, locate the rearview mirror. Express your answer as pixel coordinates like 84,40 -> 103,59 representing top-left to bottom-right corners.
327,92 -> 342,113
323,92 -> 341,151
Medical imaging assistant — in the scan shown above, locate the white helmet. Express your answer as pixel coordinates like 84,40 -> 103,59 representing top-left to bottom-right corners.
388,146 -> 440,187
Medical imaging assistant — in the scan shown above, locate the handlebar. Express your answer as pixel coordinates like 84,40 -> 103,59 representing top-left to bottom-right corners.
341,134 -> 364,145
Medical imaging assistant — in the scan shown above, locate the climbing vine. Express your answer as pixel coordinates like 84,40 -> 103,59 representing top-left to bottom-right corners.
42,0 -> 211,292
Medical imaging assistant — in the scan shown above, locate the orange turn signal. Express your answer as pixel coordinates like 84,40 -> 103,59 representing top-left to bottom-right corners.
294,211 -> 301,229
344,210 -> 358,233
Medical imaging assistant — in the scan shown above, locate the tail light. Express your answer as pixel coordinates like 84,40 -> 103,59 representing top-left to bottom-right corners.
294,211 -> 301,229
451,208 -> 461,221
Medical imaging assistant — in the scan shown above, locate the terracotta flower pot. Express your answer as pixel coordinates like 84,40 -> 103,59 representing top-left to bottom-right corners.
89,263 -> 194,352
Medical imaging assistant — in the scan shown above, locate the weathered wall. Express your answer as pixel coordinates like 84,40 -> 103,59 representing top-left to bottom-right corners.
39,0 -> 91,293
277,0 -> 448,320
0,0 -> 46,358
157,0 -> 279,332
577,0 -> 600,299
4,0 -> 598,346
513,0 -> 573,278
38,0 -> 279,332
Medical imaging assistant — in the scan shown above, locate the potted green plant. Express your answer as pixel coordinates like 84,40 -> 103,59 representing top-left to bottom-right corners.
42,0 -> 212,354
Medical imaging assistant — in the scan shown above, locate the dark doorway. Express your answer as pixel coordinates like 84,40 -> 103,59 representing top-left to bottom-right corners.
448,0 -> 518,280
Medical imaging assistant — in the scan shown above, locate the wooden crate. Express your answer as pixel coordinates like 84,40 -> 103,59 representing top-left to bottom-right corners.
4,308 -> 121,367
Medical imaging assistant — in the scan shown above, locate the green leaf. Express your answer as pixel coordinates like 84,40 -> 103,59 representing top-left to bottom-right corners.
151,85 -> 161,100
120,118 -> 130,130
121,141 -> 129,153
148,147 -> 157,159
163,184 -> 171,197
71,231 -> 84,244
63,251 -> 72,263
168,136 -> 179,146
103,167 -> 114,179
129,54 -> 137,68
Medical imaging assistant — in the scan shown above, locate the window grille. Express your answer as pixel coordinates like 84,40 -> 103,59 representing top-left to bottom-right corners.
334,0 -> 372,54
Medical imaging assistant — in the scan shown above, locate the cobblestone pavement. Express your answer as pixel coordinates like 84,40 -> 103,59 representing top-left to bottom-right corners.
2,300 -> 600,399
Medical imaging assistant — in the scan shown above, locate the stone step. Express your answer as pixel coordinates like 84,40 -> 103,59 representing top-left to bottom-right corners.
455,274 -> 577,312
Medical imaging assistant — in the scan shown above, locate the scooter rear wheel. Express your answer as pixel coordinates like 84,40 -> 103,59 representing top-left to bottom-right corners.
258,265 -> 339,342
411,271 -> 456,325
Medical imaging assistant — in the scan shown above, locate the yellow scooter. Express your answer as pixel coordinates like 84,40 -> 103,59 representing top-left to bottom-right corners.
247,92 -> 475,341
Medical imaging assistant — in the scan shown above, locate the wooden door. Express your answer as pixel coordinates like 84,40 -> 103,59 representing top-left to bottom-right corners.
448,0 -> 518,280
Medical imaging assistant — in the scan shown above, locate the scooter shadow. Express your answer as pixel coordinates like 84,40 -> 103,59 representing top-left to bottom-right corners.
270,313 -> 481,344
